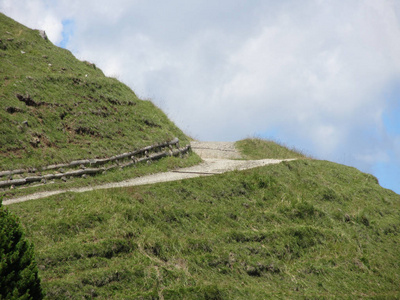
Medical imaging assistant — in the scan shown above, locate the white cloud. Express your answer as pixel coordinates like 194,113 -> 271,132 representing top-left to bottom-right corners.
0,0 -> 64,43
1,0 -> 400,191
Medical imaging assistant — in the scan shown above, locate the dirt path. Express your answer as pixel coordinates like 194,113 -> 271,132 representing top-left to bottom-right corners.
3,142 -> 294,205
190,141 -> 241,159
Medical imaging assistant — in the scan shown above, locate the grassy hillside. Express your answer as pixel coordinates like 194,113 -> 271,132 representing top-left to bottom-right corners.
236,138 -> 307,159
7,159 -> 400,298
0,13 -> 190,170
2,13 -> 399,299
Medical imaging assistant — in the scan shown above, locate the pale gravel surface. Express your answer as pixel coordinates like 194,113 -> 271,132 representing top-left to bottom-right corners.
3,142 -> 295,205
190,141 -> 242,159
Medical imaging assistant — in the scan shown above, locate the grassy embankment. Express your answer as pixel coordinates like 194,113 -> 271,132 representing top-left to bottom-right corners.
7,139 -> 400,299
0,13 -> 200,199
2,153 -> 200,201
0,13 -> 192,170
236,138 -> 307,159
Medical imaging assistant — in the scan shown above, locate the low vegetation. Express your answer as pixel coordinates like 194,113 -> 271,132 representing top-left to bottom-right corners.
0,13 -> 190,171
2,14 -> 399,299
9,159 -> 400,298
0,201 -> 43,299
236,138 -> 307,159
2,153 -> 201,201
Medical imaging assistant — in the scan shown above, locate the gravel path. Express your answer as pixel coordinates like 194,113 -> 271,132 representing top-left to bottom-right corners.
190,141 -> 242,159
3,142 -> 294,205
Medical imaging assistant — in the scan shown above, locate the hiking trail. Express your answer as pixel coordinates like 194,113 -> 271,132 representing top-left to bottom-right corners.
3,142 -> 295,205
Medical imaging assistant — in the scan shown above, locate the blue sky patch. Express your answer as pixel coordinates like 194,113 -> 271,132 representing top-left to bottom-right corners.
373,160 -> 400,194
258,127 -> 281,141
383,84 -> 400,135
59,19 -> 75,49
383,105 -> 400,136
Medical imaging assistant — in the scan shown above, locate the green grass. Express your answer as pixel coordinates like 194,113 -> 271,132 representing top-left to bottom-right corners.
236,138 -> 307,159
7,159 -> 400,298
2,13 -> 400,299
0,13 -> 190,170
2,152 -> 202,200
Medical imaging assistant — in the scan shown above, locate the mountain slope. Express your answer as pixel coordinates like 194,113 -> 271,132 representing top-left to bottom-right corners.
0,13 -> 189,170
8,157 -> 400,298
2,14 -> 399,299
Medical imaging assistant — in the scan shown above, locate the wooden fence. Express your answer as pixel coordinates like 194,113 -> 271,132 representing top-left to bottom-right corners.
0,138 -> 190,189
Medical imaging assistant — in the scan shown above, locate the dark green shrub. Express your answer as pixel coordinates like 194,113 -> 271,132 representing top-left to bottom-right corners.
0,200 -> 43,299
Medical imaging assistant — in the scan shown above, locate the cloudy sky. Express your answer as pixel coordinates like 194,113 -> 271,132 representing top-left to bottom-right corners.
1,0 -> 399,193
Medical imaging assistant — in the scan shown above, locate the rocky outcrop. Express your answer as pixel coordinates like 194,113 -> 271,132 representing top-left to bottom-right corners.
38,30 -> 48,40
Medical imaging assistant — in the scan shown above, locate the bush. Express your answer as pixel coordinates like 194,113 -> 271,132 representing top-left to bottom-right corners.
0,200 -> 43,299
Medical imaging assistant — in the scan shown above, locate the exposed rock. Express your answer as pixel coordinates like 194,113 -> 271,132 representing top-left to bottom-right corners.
38,30 -> 48,40
345,214 -> 351,222
30,137 -> 40,147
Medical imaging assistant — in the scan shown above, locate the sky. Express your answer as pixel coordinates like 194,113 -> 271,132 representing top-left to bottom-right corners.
1,0 -> 399,194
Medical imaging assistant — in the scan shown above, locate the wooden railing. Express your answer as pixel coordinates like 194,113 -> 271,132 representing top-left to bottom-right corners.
0,138 -> 191,189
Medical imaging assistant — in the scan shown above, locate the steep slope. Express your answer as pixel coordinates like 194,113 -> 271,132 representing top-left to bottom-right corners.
2,13 -> 399,299
8,158 -> 400,298
0,13 -> 189,170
